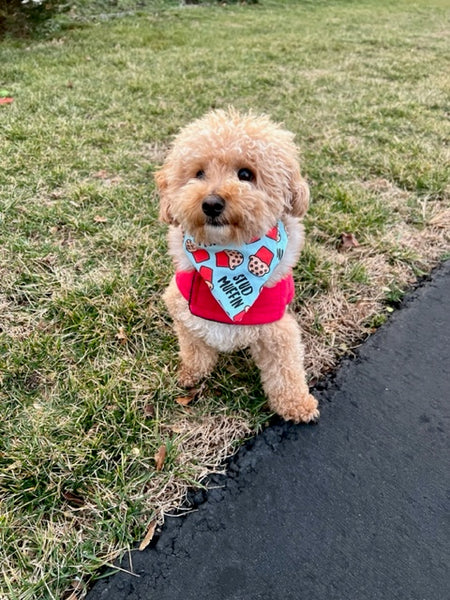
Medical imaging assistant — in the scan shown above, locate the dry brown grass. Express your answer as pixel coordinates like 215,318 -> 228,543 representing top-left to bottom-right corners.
300,184 -> 449,381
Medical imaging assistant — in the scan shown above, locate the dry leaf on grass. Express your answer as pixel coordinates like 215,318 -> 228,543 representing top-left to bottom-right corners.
176,396 -> 194,406
175,383 -> 204,406
341,232 -> 360,249
154,445 -> 167,471
139,519 -> 157,551
93,215 -> 108,223
143,403 -> 155,418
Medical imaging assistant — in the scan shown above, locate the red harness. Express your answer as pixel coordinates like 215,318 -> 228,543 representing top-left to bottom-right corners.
175,269 -> 294,325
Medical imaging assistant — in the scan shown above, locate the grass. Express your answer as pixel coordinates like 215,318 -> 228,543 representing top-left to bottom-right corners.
1,0 -> 449,597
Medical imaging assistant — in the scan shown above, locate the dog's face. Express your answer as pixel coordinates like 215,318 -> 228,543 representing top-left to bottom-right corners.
155,109 -> 309,245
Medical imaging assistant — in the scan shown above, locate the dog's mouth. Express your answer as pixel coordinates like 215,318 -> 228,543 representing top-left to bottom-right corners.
202,221 -> 232,245
205,215 -> 228,227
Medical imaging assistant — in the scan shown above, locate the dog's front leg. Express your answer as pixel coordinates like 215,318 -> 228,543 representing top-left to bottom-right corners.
173,318 -> 219,388
250,313 -> 319,423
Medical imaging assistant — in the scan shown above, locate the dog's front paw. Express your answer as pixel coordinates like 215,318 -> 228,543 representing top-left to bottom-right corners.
177,365 -> 201,389
278,393 -> 320,424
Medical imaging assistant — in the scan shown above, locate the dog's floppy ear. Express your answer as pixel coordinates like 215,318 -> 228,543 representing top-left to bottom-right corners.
154,167 -> 174,224
288,166 -> 310,218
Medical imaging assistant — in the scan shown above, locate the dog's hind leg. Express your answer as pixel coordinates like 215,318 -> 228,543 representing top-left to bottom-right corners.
250,313 -> 319,423
173,318 -> 219,388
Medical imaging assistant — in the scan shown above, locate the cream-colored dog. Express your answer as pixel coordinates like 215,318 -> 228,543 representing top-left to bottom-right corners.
155,109 -> 319,423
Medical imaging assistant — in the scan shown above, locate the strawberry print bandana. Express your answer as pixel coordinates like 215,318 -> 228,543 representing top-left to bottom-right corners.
183,221 -> 289,323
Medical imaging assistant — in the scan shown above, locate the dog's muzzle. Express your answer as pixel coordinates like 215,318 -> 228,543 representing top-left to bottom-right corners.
202,194 -> 225,223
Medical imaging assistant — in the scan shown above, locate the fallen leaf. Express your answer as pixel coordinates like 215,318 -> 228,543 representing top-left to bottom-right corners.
93,215 -> 108,223
143,403 -> 155,418
175,384 -> 203,406
341,232 -> 360,249
175,396 -> 194,406
154,445 -> 166,471
139,519 -> 157,551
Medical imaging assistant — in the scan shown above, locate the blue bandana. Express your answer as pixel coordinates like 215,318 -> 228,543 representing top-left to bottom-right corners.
183,221 -> 288,322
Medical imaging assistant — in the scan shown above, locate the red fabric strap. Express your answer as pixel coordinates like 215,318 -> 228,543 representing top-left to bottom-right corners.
175,270 -> 294,325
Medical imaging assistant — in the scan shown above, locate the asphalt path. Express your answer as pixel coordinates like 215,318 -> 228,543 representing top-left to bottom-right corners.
87,260 -> 450,600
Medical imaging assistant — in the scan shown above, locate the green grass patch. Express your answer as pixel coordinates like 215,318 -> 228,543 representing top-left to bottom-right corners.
1,0 -> 449,597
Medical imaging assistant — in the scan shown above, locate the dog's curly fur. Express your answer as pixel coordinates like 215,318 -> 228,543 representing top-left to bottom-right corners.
155,108 -> 319,423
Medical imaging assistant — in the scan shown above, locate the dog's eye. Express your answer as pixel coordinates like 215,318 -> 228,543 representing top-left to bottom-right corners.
237,168 -> 255,182
195,170 -> 205,179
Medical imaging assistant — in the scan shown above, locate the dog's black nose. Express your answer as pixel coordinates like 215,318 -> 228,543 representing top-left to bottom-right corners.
202,194 -> 225,219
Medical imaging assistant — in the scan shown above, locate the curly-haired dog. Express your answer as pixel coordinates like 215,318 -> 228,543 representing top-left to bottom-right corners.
155,109 -> 319,423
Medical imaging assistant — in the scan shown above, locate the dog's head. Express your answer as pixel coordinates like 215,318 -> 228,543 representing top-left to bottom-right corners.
155,108 -> 309,245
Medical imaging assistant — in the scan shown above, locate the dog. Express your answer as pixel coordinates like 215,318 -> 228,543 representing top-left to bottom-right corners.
155,108 -> 319,423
